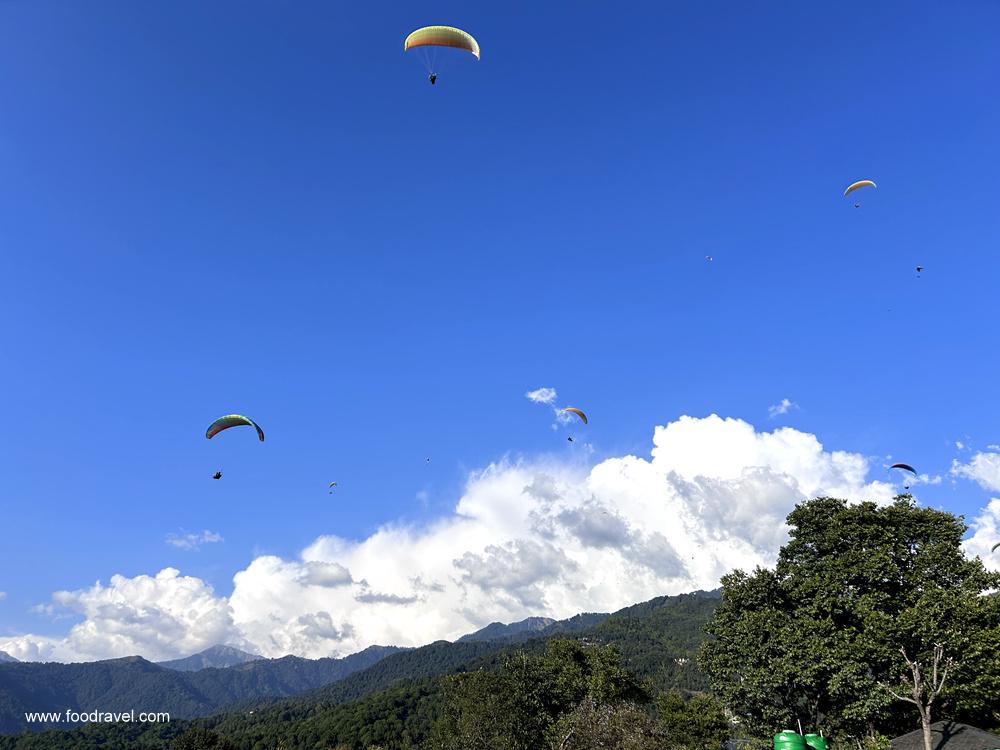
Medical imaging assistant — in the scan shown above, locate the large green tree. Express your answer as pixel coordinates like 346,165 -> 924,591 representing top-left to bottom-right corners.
699,496 -> 1000,747
431,639 -> 648,750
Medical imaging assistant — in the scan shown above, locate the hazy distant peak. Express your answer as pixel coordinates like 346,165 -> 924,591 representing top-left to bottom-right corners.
158,644 -> 263,672
0,650 -> 18,663
458,616 -> 558,642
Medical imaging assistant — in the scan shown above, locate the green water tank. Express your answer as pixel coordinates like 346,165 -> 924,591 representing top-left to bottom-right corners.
805,734 -> 828,750
775,731 -> 806,750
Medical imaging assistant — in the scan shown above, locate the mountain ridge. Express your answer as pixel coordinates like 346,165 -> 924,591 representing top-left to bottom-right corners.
158,644 -> 263,672
0,644 -> 404,733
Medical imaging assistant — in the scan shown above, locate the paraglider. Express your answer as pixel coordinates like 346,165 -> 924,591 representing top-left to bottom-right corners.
206,414 -> 265,442
561,407 -> 588,424
889,463 -> 918,489
329,481 -> 337,494
404,26 -> 480,84
567,436 -> 574,442
213,471 -> 223,480
916,265 -> 924,273
992,542 -> 1000,554
844,180 -> 877,197
705,255 -> 714,262
845,180 -> 876,207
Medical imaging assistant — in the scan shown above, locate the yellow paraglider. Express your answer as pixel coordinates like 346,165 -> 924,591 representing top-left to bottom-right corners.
844,180 -> 877,197
404,26 -> 479,85
561,407 -> 588,425
404,26 -> 480,59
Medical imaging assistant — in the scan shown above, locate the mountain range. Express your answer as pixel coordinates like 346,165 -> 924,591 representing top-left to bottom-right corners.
0,655 -> 15,665
0,589 -> 722,739
0,644 -> 402,733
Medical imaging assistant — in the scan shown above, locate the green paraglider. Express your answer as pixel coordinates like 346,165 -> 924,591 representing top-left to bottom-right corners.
206,415 -> 264,442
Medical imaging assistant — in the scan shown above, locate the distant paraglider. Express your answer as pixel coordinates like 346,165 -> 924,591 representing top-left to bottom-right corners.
561,407 -> 588,424
404,26 -> 480,84
206,414 -> 265,442
329,481 -> 337,494
916,265 -> 924,274
845,180 -> 876,207
889,463 -> 918,489
992,541 -> 1000,554
844,180 -> 877,197
213,471 -> 223,480
567,436 -> 574,442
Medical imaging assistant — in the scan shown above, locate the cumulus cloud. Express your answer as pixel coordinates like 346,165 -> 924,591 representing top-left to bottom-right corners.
952,452 -> 1000,492
525,387 -> 558,405
1,414 -> 897,663
0,569 -> 237,662
298,561 -> 353,588
768,398 -> 798,418
963,499 -> 1000,572
165,530 -> 224,551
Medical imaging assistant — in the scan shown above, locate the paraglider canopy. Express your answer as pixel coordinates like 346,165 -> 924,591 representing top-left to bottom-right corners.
844,179 -> 877,197
992,541 -> 1000,554
889,463 -> 917,489
561,407 -> 588,424
404,26 -> 480,59
213,471 -> 223,480
206,414 -> 265,442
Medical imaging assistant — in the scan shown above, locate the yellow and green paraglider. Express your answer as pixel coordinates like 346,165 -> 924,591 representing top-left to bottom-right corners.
561,407 -> 588,425
404,25 -> 479,85
206,414 -> 265,442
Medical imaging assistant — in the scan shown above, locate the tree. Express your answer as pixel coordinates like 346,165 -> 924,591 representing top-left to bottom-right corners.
699,496 -> 1000,746
656,691 -> 730,750
170,728 -> 237,750
879,645 -> 951,750
431,639 -> 649,750
549,698 -> 665,750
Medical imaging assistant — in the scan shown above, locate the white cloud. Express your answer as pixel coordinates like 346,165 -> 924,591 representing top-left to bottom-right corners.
525,387 -> 558,406
0,569 -> 237,662
1,414 -> 896,663
768,398 -> 798,419
166,530 -> 224,551
0,592 -> 6,602
963,499 -> 1000,572
955,441 -> 966,451
951,452 -> 1000,492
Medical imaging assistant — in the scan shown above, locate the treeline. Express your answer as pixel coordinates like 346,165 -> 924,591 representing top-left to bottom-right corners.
179,641 -> 727,750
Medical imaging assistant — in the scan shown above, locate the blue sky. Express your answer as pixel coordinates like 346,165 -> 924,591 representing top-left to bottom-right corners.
2,1 -> 1000,655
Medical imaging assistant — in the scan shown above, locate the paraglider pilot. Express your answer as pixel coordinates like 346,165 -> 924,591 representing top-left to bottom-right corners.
429,73 -> 437,85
